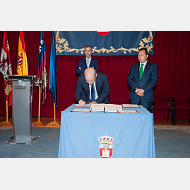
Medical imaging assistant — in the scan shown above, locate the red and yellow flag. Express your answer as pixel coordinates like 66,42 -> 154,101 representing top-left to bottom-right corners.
17,31 -> 28,75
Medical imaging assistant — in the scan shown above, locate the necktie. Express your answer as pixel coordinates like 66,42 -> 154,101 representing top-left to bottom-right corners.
139,64 -> 144,80
91,84 -> 95,102
87,59 -> 90,68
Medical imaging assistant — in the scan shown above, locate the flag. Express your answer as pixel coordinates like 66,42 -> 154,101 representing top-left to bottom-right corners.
49,31 -> 57,107
0,31 -> 12,107
17,31 -> 28,75
38,31 -> 48,106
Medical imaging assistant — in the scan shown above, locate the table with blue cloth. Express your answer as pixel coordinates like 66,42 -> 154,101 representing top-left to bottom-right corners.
58,104 -> 156,158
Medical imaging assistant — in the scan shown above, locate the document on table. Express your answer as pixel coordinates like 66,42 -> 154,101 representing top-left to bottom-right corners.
90,104 -> 122,112
105,104 -> 122,111
118,110 -> 138,114
122,104 -> 140,108
75,104 -> 90,107
104,107 -> 117,113
70,108 -> 91,112
91,106 -> 118,112
91,105 -> 105,112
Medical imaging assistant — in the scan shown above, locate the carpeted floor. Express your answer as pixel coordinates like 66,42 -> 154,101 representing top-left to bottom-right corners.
154,129 -> 190,158
1,126 -> 190,158
0,127 -> 60,158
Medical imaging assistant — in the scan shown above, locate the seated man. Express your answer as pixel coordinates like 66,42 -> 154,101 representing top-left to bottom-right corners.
76,45 -> 98,75
75,68 -> 109,105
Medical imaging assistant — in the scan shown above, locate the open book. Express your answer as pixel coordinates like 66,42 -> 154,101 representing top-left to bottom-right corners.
90,104 -> 122,113
105,104 -> 122,111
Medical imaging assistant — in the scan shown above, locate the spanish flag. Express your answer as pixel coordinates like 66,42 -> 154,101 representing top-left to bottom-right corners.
17,31 -> 28,75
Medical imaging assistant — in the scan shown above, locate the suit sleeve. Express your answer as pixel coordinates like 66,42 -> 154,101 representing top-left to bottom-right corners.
127,64 -> 138,92
94,60 -> 98,73
143,64 -> 157,93
96,74 -> 109,103
75,77 -> 83,103
76,60 -> 85,75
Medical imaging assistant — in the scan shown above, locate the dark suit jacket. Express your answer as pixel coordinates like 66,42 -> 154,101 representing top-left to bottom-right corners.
76,57 -> 98,75
127,62 -> 157,102
75,72 -> 109,104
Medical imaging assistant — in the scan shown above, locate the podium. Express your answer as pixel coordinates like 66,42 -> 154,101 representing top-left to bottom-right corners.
5,75 -> 40,144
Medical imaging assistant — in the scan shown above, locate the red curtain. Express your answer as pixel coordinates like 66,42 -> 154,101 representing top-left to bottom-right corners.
0,31 -> 190,119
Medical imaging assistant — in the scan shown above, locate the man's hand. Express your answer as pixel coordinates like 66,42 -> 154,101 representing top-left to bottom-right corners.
136,88 -> 144,96
79,67 -> 81,70
89,101 -> 97,105
79,99 -> 86,105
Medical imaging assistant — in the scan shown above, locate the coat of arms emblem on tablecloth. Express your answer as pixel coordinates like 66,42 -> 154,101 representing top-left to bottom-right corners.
98,134 -> 114,158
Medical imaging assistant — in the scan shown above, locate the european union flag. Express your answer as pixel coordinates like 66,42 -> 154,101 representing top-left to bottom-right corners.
49,31 -> 57,107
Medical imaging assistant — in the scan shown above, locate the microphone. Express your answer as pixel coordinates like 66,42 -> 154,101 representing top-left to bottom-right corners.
6,61 -> 36,75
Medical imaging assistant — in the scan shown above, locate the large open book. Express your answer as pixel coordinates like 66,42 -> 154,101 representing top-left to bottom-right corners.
90,104 -> 122,112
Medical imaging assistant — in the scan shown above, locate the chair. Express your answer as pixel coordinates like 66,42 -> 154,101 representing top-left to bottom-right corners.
172,91 -> 190,125
152,91 -> 174,122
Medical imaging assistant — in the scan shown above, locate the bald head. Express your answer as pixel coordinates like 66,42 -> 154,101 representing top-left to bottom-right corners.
84,68 -> 97,85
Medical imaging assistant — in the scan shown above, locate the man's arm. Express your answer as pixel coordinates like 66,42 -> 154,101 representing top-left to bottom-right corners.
76,60 -> 85,75
93,59 -> 98,73
142,64 -> 158,94
75,77 -> 83,103
127,64 -> 138,92
95,75 -> 109,103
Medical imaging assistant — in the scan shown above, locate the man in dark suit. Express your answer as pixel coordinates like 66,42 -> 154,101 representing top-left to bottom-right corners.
75,68 -> 109,105
127,48 -> 157,112
76,45 -> 98,75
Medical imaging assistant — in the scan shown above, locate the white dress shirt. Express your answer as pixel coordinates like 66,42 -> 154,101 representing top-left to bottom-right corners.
139,61 -> 147,72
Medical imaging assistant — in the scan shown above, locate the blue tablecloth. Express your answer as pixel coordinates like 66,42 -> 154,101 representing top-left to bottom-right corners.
58,104 -> 156,158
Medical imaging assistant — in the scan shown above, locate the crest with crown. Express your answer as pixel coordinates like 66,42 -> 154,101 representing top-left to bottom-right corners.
98,134 -> 114,145
98,134 -> 114,158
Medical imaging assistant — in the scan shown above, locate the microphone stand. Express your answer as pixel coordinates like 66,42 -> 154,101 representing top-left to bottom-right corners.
7,61 -> 37,76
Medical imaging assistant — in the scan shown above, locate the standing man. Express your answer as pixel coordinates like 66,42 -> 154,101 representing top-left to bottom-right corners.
127,48 -> 157,112
76,45 -> 98,75
75,68 -> 109,105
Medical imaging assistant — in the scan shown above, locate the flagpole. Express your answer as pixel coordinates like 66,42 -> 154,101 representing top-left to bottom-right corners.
38,85 -> 41,122
45,31 -> 59,127
54,103 -> 56,122
32,85 -> 44,127
6,100 -> 8,122
45,102 -> 60,127
0,100 -> 12,127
